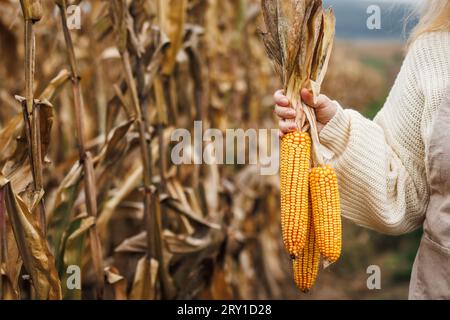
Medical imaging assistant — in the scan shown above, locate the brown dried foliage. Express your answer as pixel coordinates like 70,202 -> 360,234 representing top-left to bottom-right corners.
0,0 -> 387,300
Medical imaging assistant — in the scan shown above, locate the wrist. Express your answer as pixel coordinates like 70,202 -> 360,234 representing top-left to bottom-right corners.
319,103 -> 351,158
325,100 -> 339,123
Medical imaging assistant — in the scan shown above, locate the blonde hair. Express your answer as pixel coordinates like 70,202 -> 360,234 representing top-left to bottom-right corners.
409,0 -> 450,42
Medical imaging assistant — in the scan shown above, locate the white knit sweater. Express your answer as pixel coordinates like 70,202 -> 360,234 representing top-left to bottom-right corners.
319,31 -> 450,235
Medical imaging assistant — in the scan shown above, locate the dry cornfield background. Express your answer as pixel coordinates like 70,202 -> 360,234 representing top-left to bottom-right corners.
0,0 -> 416,300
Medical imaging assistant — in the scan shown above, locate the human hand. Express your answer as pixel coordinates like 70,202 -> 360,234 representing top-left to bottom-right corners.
274,88 -> 338,137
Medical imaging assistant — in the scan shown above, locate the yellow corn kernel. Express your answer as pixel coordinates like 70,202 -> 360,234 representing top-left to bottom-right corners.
293,207 -> 320,292
280,131 -> 311,258
309,165 -> 342,264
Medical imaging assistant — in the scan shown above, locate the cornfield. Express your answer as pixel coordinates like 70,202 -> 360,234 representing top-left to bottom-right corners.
0,0 -> 393,300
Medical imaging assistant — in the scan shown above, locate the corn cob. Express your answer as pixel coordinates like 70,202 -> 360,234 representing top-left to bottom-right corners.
293,205 -> 320,292
309,165 -> 342,263
280,131 -> 311,258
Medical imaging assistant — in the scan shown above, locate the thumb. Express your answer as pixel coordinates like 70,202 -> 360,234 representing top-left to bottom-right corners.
300,88 -> 330,110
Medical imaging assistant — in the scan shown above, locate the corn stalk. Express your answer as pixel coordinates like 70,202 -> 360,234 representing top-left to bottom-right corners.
55,0 -> 104,299
18,0 -> 46,233
13,3 -> 62,298
110,0 -> 172,299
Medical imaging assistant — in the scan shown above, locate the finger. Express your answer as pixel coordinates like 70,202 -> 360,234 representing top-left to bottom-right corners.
274,90 -> 290,107
279,130 -> 285,139
279,120 -> 297,134
274,105 -> 296,119
300,88 -> 315,107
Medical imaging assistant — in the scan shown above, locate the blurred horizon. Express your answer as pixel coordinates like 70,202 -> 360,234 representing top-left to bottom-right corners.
324,0 -> 418,41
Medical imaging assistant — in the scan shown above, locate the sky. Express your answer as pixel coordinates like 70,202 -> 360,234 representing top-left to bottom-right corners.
321,0 -> 418,40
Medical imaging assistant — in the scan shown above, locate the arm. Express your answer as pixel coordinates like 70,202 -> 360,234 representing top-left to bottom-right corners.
318,104 -> 427,235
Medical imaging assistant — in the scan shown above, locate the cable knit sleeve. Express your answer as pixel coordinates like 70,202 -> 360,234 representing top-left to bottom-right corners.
318,32 -> 450,235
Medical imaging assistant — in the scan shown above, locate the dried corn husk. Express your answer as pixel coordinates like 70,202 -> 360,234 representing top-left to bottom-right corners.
261,0 -> 335,165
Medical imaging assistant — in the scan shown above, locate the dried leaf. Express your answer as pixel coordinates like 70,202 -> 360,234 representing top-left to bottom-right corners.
67,216 -> 95,242
162,196 -> 221,230
97,163 -> 143,238
158,0 -> 187,75
0,188 -> 22,299
115,232 -> 146,254
4,182 -> 62,299
0,115 -> 23,165
163,230 -> 211,254
129,257 -> 159,300
260,0 -> 283,78
38,69 -> 71,101
109,0 -> 128,53
312,8 -> 336,86
105,266 -> 127,300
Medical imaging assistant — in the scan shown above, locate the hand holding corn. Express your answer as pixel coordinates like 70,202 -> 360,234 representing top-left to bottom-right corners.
274,89 -> 338,137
